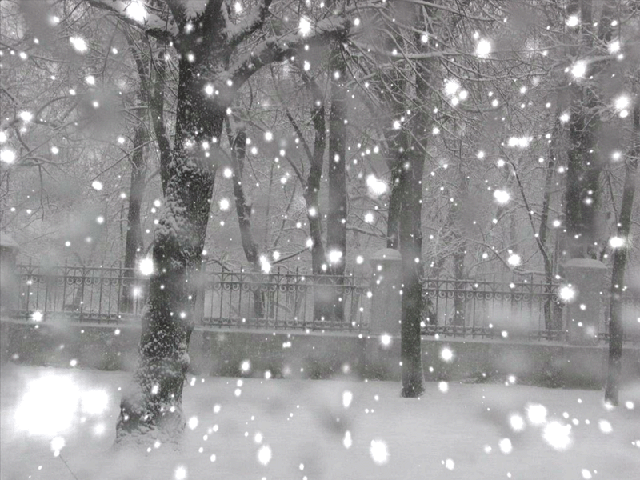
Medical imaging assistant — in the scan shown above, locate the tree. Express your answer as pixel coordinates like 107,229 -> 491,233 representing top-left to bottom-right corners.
122,30 -> 152,312
275,66 -> 331,318
565,0 -> 615,258
82,0 -> 354,444
325,33 -> 349,321
605,92 -> 638,405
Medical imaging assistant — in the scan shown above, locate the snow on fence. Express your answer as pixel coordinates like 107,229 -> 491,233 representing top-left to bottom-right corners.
2,264 -> 639,342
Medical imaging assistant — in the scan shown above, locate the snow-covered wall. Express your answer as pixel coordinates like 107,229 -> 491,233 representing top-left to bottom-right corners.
2,323 -> 638,389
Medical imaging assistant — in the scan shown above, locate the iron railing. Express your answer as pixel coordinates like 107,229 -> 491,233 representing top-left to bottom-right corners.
2,264 -> 639,343
198,268 -> 370,332
421,278 -> 564,340
421,277 -> 640,343
7,264 -> 147,323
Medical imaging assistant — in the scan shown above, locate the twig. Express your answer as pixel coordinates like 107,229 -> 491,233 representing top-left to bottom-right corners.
58,453 -> 80,480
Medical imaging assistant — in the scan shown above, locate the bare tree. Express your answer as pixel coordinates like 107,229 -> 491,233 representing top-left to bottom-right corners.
605,82 -> 639,405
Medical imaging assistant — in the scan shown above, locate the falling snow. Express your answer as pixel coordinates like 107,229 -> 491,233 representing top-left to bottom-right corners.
1,1 -> 639,479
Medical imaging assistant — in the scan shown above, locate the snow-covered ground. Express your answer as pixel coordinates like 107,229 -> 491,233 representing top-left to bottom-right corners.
1,364 -> 639,480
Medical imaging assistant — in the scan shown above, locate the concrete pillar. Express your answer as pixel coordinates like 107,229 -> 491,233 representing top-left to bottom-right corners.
0,232 -> 19,314
369,248 -> 402,336
562,258 -> 608,346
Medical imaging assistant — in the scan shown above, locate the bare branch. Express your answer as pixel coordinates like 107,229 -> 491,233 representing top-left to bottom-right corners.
230,15 -> 350,91
226,0 -> 273,49
85,0 -> 176,41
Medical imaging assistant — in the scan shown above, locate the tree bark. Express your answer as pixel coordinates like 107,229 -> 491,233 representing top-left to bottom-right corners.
150,52 -> 171,196
400,147 -> 425,398
399,16 -> 430,397
116,46 -> 223,445
302,77 -> 333,322
109,0 -> 348,445
605,92 -> 639,405
225,119 -> 264,317
566,85 -> 600,258
540,121 -> 560,331
304,79 -> 328,276
386,158 -> 403,249
451,145 -> 469,327
122,120 -> 147,313
281,70 -> 329,321
121,31 -> 151,313
326,37 -> 348,321
565,0 -> 613,258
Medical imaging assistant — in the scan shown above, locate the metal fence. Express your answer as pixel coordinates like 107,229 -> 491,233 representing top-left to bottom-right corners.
198,268 -> 370,332
8,264 -> 147,323
5,264 -> 370,331
421,278 -> 564,340
3,264 -> 639,343
421,277 -> 640,342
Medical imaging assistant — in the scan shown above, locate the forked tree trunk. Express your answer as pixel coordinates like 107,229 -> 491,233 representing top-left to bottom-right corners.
116,52 -> 223,445
226,119 -> 264,317
605,93 -> 639,405
282,69 -> 329,321
109,0 -> 349,445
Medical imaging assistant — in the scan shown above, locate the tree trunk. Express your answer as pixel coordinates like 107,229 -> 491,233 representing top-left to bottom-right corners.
400,147 -> 425,398
386,158 -> 403,249
565,0 -> 611,259
399,19 -> 429,396
566,86 -> 600,258
303,81 -> 334,323
605,93 -> 639,405
540,126 -> 559,331
451,147 -> 468,327
109,0 -> 348,445
122,119 -> 147,313
285,71 -> 329,321
226,119 -> 264,317
326,38 -> 348,321
116,53 -> 223,445
452,249 -> 466,328
150,52 -> 171,196
305,80 -> 327,276
121,32 -> 151,313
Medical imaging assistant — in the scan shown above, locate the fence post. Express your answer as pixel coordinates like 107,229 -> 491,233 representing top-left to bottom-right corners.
369,248 -> 403,336
562,258 -> 607,345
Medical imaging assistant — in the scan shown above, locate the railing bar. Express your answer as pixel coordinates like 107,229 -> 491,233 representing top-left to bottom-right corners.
78,266 -> 85,323
98,268 -> 104,320
219,269 -> 224,322
238,269 -> 243,328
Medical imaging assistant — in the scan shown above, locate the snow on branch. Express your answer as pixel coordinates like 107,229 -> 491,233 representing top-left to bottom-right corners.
229,15 -> 350,91
224,0 -> 273,49
85,0 -> 180,40
398,0 -> 496,22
